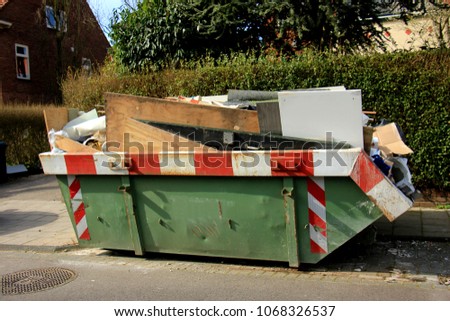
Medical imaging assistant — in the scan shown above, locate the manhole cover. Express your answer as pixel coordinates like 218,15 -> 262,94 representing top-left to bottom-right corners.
1,267 -> 77,295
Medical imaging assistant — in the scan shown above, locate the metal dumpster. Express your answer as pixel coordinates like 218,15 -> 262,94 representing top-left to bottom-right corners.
39,147 -> 412,266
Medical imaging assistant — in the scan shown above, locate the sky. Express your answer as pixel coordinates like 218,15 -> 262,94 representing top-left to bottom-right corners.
87,0 -> 125,39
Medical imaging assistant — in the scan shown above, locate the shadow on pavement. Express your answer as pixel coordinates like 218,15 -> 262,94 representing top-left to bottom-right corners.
0,209 -> 58,236
0,175 -> 61,201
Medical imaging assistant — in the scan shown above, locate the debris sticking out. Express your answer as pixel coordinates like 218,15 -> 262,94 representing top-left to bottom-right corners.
40,89 -> 414,225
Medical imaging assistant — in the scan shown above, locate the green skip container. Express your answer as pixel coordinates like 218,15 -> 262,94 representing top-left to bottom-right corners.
39,148 -> 412,266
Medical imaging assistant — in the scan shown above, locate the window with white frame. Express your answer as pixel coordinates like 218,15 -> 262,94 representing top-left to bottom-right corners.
45,5 -> 67,32
15,44 -> 30,80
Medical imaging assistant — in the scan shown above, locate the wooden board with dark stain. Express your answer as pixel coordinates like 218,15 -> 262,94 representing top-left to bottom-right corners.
105,93 -> 260,151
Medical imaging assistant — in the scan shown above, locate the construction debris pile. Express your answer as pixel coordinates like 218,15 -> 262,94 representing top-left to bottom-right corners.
43,87 -> 415,199
369,121 -> 415,199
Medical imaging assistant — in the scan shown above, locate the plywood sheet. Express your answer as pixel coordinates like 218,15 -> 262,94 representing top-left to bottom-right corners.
278,90 -> 363,148
105,93 -> 260,150
43,108 -> 68,133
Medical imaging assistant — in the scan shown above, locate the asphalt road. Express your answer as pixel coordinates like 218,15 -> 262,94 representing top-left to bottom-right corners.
0,246 -> 449,301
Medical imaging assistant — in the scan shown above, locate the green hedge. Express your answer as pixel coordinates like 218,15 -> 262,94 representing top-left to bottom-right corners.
0,107 -> 49,172
63,50 -> 450,191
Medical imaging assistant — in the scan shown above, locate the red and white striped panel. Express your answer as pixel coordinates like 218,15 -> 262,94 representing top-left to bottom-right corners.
40,148 -> 412,221
39,149 -> 361,177
307,177 -> 328,254
349,152 -> 412,221
67,175 -> 90,240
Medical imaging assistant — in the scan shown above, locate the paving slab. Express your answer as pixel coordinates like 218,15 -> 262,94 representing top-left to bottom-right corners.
0,175 -> 77,251
375,207 -> 450,240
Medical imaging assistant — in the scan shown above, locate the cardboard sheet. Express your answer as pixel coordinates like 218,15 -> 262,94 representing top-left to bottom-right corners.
373,123 -> 413,156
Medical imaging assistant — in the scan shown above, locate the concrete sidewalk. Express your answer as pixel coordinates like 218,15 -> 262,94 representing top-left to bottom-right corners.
374,207 -> 450,240
0,175 -> 448,252
0,175 -> 77,251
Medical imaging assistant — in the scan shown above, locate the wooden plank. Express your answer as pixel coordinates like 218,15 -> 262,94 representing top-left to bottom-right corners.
105,93 -> 260,151
119,118 -> 216,153
256,101 -> 282,135
54,135 -> 99,154
43,108 -> 68,133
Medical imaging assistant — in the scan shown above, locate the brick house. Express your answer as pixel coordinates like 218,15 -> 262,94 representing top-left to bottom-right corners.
0,0 -> 110,104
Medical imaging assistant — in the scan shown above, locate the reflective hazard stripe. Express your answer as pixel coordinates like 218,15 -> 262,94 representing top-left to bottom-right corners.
40,149 -> 361,177
67,175 -> 90,241
349,152 -> 412,221
307,177 -> 328,254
